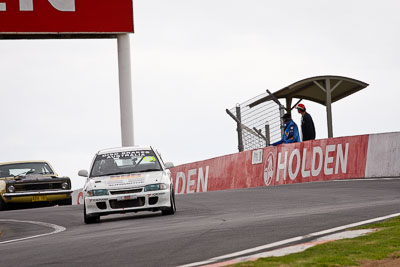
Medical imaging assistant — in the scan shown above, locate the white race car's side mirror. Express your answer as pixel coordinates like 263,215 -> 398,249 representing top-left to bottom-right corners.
78,170 -> 89,177
164,162 -> 174,169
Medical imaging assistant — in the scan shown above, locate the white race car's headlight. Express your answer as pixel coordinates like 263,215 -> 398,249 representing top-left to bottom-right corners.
87,189 -> 109,196
144,183 -> 167,192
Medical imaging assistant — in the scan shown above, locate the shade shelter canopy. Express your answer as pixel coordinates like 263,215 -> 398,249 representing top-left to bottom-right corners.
248,75 -> 369,138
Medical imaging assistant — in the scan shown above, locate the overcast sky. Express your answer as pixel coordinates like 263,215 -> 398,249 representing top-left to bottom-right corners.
1,0 -> 399,189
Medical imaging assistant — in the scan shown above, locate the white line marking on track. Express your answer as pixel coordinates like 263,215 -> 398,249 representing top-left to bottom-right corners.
0,219 -> 66,245
333,178 -> 400,182
178,212 -> 400,267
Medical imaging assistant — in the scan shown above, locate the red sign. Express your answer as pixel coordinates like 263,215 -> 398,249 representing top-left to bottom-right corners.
265,135 -> 369,186
0,0 -> 133,35
170,135 -> 370,194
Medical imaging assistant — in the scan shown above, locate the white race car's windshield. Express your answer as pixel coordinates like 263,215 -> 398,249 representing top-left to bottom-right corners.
90,150 -> 162,177
0,162 -> 54,178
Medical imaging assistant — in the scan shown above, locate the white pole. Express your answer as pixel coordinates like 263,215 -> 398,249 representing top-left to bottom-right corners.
117,34 -> 134,147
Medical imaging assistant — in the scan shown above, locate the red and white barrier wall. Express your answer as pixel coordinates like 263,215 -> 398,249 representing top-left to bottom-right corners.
72,189 -> 84,205
71,131 -> 400,203
170,132 -> 400,195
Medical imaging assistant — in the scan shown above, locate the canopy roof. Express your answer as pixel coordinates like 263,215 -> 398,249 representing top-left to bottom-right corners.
248,75 -> 369,138
249,75 -> 369,108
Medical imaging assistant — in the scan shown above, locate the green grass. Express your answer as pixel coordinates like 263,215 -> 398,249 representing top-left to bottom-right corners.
233,216 -> 400,267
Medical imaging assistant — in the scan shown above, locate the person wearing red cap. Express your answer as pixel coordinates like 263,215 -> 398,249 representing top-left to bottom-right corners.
296,103 -> 316,141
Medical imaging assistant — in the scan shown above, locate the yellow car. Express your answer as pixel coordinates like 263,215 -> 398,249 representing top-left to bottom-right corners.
0,161 -> 72,210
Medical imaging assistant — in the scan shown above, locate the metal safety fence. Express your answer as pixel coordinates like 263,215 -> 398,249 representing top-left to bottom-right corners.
227,92 -> 281,152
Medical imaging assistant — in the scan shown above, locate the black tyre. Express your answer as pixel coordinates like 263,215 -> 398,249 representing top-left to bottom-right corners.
0,197 -> 6,211
162,188 -> 176,216
58,197 -> 72,206
84,203 -> 100,224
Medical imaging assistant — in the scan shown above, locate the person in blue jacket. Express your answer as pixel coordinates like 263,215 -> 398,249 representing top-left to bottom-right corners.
272,113 -> 301,146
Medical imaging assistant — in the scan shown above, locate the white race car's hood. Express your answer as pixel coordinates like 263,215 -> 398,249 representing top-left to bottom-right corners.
87,171 -> 166,190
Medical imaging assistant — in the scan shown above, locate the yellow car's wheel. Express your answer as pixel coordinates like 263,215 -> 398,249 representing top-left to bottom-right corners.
58,198 -> 72,206
0,197 -> 6,211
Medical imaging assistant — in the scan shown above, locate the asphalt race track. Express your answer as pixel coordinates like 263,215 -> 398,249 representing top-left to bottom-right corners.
1,178 -> 400,267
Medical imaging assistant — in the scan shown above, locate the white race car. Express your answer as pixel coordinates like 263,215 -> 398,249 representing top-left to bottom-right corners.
78,146 -> 176,224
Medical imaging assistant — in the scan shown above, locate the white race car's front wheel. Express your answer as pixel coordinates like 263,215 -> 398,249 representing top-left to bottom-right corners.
162,188 -> 176,216
84,203 -> 100,224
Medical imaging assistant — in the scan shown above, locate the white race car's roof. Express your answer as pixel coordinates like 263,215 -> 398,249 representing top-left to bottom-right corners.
97,146 -> 153,155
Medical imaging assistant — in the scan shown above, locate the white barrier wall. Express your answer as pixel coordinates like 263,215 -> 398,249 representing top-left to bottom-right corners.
365,132 -> 400,178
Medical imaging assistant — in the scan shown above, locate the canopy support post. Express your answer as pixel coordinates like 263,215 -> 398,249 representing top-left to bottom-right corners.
285,98 -> 292,115
326,78 -> 333,138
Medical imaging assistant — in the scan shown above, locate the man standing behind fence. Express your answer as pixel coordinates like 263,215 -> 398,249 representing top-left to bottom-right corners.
272,113 -> 300,146
296,104 -> 316,141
